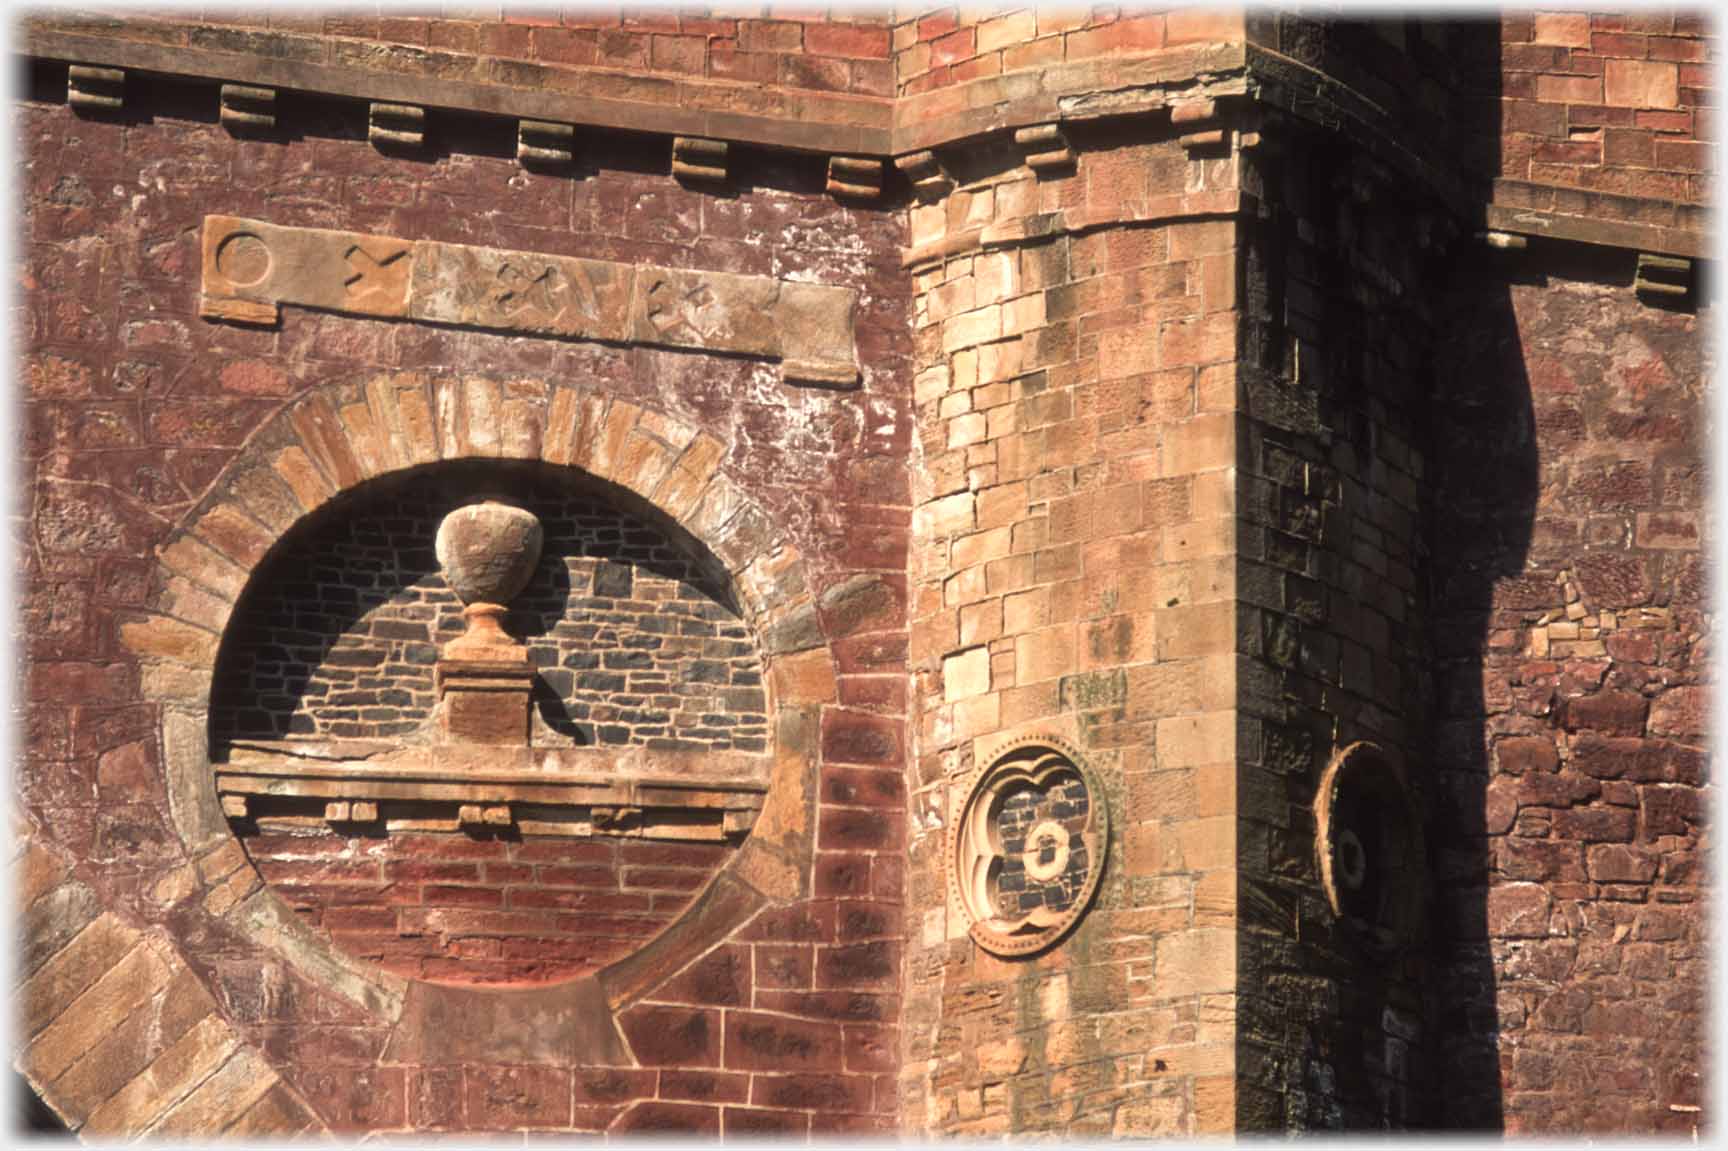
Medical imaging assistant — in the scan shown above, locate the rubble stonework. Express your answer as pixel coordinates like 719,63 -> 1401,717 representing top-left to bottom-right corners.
15,6 -> 1711,1140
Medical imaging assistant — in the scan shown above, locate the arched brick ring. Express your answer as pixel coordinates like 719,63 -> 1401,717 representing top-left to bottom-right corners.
118,372 -> 837,1066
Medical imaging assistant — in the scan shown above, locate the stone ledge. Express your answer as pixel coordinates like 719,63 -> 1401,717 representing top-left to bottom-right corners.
1487,184 -> 1709,260
891,41 -> 1251,155
23,22 -> 892,155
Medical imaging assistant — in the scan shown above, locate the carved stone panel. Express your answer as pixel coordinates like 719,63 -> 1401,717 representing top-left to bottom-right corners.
948,735 -> 1108,957
198,215 -> 860,384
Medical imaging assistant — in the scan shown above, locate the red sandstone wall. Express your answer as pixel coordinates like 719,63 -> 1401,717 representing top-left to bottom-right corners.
1232,118 -> 1446,1129
1499,10 -> 1713,214
1431,257 -> 1708,1132
20,60 -> 911,1135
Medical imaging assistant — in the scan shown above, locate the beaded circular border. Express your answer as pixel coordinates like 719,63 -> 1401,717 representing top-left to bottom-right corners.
946,733 -> 1109,957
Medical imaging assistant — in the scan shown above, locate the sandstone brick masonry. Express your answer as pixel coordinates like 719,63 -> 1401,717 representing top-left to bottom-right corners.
902,116 -> 1242,1136
1232,110 -> 1448,1131
13,7 -> 1714,1141
244,830 -> 730,986
1497,10 -> 1714,229
20,52 -> 910,1135
47,8 -> 895,99
893,7 -> 1245,96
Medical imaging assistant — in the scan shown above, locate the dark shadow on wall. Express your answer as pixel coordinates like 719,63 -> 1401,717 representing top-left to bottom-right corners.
1422,248 -> 1538,1131
1417,17 -> 1531,1132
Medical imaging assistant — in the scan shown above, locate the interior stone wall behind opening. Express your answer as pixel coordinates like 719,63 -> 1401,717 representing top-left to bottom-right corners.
211,460 -> 767,753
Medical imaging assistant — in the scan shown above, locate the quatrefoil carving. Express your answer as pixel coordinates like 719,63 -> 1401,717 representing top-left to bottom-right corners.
949,736 -> 1108,957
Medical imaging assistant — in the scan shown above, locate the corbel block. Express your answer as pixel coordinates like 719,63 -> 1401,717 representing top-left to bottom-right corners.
1480,231 -> 1528,251
1171,98 -> 1228,152
67,65 -> 124,115
1635,253 -> 1693,303
827,155 -> 884,201
457,804 -> 513,827
895,149 -> 952,200
1013,123 -> 1075,175
370,102 -> 425,151
324,801 -> 379,825
220,84 -> 276,134
518,119 -> 575,170
672,136 -> 728,184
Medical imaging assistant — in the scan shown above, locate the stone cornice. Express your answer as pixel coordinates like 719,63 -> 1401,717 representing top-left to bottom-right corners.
888,42 -> 1251,155
18,17 -> 1714,259
23,20 -> 894,155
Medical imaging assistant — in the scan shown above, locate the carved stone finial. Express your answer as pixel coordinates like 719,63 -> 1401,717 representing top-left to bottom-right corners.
435,499 -> 543,659
433,499 -> 542,746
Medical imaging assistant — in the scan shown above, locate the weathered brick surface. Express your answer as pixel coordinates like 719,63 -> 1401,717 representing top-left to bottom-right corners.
15,9 -> 1713,1142
20,54 -> 910,1135
1429,248 -> 1707,1134
32,9 -> 896,101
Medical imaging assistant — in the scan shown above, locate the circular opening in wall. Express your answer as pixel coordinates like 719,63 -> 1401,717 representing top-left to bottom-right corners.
948,736 -> 1108,957
208,459 -> 771,987
1314,741 -> 1423,960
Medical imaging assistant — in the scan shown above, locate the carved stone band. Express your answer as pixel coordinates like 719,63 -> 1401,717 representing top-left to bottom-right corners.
200,215 -> 860,386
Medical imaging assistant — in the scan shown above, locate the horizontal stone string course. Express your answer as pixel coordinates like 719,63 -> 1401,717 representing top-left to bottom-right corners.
199,215 -> 860,386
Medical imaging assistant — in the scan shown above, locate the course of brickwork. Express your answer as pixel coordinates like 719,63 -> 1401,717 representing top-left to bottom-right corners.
243,830 -> 729,985
18,824 -> 330,1137
891,7 -> 1243,96
210,463 -> 766,751
1499,11 -> 1713,209
50,8 -> 896,99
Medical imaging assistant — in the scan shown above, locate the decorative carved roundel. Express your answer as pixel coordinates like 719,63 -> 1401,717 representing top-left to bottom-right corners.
1314,741 -> 1424,960
948,736 -> 1109,957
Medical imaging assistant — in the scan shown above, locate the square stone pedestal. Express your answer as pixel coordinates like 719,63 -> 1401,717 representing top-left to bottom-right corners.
435,657 -> 536,746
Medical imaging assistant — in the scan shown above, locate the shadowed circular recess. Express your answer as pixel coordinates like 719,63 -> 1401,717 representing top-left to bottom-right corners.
1315,741 -> 1424,960
207,459 -> 771,987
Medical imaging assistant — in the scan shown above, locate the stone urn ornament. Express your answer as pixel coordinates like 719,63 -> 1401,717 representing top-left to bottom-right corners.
434,499 -> 543,660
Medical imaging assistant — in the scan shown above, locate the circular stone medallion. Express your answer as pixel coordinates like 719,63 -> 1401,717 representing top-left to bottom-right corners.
949,735 -> 1108,957
214,231 -> 272,287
